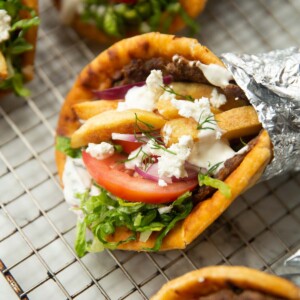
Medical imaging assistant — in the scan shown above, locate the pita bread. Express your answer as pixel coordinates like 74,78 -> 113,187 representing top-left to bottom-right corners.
54,0 -> 207,43
56,32 -> 273,251
0,0 -> 38,97
151,266 -> 300,300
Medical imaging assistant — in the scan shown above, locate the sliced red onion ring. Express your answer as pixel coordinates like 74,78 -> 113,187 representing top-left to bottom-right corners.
111,133 -> 150,144
112,133 -> 139,142
135,165 -> 159,182
135,161 -> 200,184
93,75 -> 173,100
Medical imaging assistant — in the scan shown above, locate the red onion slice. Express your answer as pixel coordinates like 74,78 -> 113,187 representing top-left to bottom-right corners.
134,161 -> 200,184
135,165 -> 159,182
93,75 -> 173,100
112,133 -> 139,142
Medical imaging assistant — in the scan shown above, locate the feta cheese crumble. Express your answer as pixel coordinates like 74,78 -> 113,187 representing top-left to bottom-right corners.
210,88 -> 227,109
125,139 -> 164,170
86,142 -> 114,160
159,88 -> 176,102
158,135 -> 194,179
158,179 -> 168,187
171,97 -> 211,123
162,124 -> 173,145
0,10 -> 11,43
117,70 -> 164,112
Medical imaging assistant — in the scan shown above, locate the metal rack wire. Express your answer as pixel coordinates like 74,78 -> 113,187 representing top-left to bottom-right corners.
0,0 -> 300,299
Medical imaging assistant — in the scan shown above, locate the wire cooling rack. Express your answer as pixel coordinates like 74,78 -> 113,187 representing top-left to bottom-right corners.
0,0 -> 300,299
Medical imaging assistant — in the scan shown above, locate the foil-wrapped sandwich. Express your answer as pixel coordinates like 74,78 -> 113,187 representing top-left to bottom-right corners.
0,0 -> 39,97
53,0 -> 206,43
56,32 -> 295,256
151,266 -> 300,300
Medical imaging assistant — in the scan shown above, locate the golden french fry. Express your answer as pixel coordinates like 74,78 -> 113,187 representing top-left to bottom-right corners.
71,109 -> 166,148
215,106 -> 262,140
172,82 -> 215,99
0,51 -> 8,80
161,106 -> 261,146
172,82 -> 249,111
161,118 -> 199,147
72,100 -> 121,120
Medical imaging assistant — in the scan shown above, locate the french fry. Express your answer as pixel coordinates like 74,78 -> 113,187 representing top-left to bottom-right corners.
215,106 -> 262,140
71,109 -> 166,148
161,118 -> 199,147
73,100 -> 121,120
0,51 -> 8,80
161,106 -> 261,146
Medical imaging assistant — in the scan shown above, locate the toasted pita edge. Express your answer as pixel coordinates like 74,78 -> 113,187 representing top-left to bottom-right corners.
55,32 -> 273,251
150,266 -> 300,300
54,0 -> 207,43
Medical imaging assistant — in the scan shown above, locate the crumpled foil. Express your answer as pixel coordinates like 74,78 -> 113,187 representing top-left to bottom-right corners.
221,47 -> 300,181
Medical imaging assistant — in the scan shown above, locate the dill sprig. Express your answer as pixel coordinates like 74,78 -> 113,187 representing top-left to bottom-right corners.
240,137 -> 247,147
161,85 -> 194,102
134,114 -> 176,155
206,162 -> 223,175
119,114 -> 176,168
197,111 -> 217,131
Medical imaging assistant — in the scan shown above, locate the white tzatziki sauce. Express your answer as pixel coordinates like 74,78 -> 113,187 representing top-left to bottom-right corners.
195,61 -> 233,88
62,157 -> 92,206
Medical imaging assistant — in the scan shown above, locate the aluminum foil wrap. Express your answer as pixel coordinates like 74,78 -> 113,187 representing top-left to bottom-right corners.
221,47 -> 300,181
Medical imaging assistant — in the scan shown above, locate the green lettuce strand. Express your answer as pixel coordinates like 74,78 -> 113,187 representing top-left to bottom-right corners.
75,219 -> 87,258
11,16 -> 40,31
145,200 -> 193,252
198,174 -> 231,199
55,136 -> 82,158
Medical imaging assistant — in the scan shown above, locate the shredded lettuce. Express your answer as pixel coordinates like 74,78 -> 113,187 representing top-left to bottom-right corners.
56,136 -> 82,158
198,173 -> 231,199
74,188 -> 193,257
0,1 -> 40,96
75,219 -> 87,258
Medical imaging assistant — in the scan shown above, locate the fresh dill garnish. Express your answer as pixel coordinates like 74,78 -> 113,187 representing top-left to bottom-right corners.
118,114 -> 176,168
134,114 -> 176,155
240,137 -> 247,146
206,162 -> 224,175
161,85 -> 194,102
196,111 -> 217,131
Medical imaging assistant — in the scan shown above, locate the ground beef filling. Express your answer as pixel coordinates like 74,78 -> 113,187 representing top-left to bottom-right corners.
114,57 -> 248,102
197,289 -> 285,300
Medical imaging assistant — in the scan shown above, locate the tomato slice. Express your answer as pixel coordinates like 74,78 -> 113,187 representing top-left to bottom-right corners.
82,152 -> 198,204
114,140 -> 143,154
